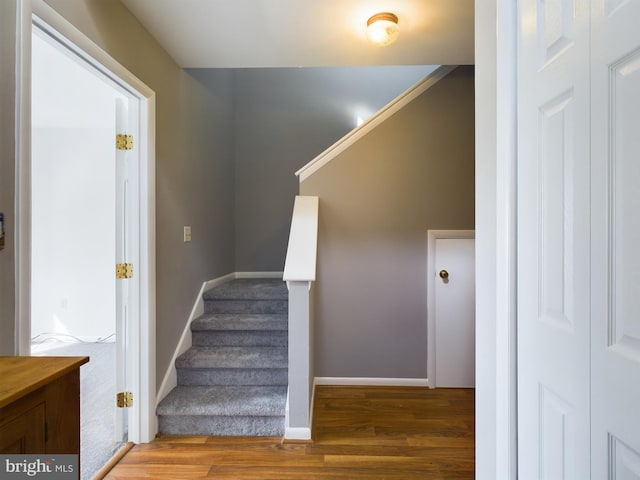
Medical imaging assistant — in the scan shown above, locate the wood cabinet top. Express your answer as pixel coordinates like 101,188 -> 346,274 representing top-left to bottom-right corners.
0,356 -> 89,408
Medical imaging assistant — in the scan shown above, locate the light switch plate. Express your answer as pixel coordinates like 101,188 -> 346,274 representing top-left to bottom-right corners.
183,226 -> 192,243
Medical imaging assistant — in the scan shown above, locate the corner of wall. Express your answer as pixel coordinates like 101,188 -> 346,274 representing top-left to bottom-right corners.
0,0 -> 17,355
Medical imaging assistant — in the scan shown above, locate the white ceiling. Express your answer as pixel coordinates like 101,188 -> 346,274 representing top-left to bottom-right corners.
120,0 -> 474,68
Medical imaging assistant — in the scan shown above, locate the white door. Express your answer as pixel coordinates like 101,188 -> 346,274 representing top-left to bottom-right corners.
518,1 -> 591,477
115,97 -> 140,442
432,236 -> 475,388
518,0 -> 640,477
591,1 -> 640,477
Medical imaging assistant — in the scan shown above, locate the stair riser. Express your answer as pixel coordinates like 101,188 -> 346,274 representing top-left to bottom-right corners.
177,368 -> 288,386
204,300 -> 287,315
158,415 -> 285,436
192,331 -> 288,347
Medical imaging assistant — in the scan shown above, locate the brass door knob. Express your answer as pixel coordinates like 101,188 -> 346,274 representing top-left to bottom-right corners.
439,270 -> 449,280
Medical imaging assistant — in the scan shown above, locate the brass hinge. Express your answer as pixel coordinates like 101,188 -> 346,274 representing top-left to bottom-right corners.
117,391 -> 134,408
116,134 -> 134,151
116,263 -> 134,279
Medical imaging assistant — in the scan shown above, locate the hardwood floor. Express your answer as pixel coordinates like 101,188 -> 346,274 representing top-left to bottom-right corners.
103,386 -> 474,479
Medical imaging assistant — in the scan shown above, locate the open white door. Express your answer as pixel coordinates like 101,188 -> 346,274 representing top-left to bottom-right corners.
115,97 -> 140,442
591,1 -> 640,477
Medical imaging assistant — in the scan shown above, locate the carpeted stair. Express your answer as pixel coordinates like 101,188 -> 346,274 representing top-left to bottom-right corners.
157,278 -> 288,436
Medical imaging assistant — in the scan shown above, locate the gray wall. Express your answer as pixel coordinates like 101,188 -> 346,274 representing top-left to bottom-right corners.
0,0 -> 17,355
30,0 -> 236,387
301,66 -> 475,378
230,66 -> 437,272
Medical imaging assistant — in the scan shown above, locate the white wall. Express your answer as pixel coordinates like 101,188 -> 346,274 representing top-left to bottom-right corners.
31,32 -> 126,342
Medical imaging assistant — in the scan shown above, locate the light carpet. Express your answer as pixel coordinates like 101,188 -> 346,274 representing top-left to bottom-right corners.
32,340 -> 122,480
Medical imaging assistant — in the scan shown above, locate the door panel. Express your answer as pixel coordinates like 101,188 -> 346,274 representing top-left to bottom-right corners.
591,1 -> 640,476
518,0 -> 591,478
520,0 -> 640,476
434,238 -> 475,388
115,96 -> 139,443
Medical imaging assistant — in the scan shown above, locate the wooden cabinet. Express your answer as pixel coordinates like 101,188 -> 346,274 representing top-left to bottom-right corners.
0,356 -> 88,455
0,403 -> 46,453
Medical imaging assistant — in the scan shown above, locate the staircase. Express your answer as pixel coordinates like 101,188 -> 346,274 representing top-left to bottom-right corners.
157,278 -> 288,436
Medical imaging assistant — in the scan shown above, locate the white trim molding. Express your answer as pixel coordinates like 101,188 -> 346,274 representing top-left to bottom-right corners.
475,0 -> 518,478
426,230 -> 475,389
295,65 -> 456,182
314,377 -> 430,387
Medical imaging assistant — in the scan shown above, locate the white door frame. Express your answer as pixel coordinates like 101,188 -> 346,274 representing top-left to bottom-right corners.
474,1 -> 518,479
427,230 -> 475,388
15,0 -> 157,443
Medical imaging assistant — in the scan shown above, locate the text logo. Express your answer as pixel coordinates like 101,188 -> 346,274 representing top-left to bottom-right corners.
0,455 -> 77,479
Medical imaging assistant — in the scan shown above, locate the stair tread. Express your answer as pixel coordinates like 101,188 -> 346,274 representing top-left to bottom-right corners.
203,278 -> 287,301
192,313 -> 287,332
176,346 -> 287,369
157,385 -> 286,417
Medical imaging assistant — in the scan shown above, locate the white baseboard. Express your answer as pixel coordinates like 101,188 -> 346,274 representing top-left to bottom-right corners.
314,377 -> 430,387
156,272 -> 284,407
285,427 -> 312,440
284,381 -> 317,441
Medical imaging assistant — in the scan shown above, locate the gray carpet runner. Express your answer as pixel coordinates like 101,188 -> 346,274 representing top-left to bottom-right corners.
157,278 -> 288,436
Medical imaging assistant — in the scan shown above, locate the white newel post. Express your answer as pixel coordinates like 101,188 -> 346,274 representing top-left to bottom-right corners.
283,196 -> 318,440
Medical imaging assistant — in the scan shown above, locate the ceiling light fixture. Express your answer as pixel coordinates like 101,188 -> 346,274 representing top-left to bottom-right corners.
366,12 -> 399,47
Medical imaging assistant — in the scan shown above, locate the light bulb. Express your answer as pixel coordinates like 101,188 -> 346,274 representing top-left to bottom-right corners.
366,13 -> 399,46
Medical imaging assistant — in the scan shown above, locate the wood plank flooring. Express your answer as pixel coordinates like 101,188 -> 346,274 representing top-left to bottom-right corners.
103,386 -> 474,479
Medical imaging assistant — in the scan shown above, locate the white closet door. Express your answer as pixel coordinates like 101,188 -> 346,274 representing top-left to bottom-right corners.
434,237 -> 475,388
517,0 -> 591,478
591,1 -> 640,477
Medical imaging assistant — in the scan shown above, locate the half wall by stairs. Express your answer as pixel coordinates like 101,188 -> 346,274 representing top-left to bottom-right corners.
157,278 -> 288,436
